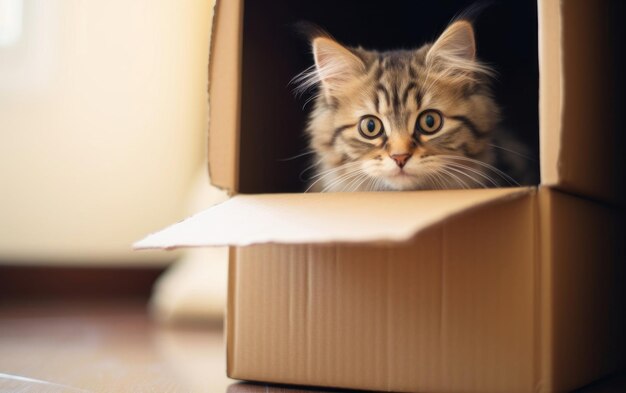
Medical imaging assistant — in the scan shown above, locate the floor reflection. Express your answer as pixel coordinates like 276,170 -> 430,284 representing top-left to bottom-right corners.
228,382 -> 377,393
228,374 -> 626,393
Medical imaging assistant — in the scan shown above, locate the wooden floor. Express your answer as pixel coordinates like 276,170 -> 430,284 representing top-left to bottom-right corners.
0,300 -> 623,393
0,300 -> 230,393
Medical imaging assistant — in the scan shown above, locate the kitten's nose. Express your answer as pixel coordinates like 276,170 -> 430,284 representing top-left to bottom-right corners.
390,153 -> 411,168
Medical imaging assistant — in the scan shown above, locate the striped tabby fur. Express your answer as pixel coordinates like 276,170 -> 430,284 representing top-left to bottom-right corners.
296,20 -> 531,192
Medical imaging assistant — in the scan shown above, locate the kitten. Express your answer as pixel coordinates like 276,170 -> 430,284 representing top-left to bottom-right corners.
295,19 -> 534,192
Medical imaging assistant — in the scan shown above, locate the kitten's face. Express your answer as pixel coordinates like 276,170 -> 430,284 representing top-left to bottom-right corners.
302,21 -> 502,191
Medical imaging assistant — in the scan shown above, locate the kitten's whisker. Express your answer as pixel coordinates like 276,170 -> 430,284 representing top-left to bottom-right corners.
377,179 -> 388,191
306,163 -> 360,187
364,176 -> 376,192
424,173 -> 437,190
290,64 -> 319,97
306,169 -> 347,192
308,167 -> 361,190
336,171 -> 361,192
419,170 -> 435,190
430,169 -> 450,190
309,161 -> 361,179
351,173 -> 372,192
430,174 -> 443,190
437,155 -> 519,186
328,171 -> 364,193
426,166 -> 449,190
443,162 -> 499,187
302,92 -> 322,110
299,159 -> 323,181
344,175 -> 361,192
277,150 -> 316,162
452,163 -> 501,187
319,169 -> 364,192
488,143 -> 537,161
424,169 -> 444,190
444,165 -> 489,188
307,171 -> 343,193
439,158 -> 511,186
340,171 -> 367,192
377,178 -> 387,191
371,176 -> 384,192
438,167 -> 470,189
426,171 -> 445,190
343,172 -> 364,192
369,177 -> 379,191
431,170 -> 448,190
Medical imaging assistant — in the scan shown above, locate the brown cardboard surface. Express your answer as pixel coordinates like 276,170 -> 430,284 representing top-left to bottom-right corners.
538,188 -> 619,392
227,189 -> 619,392
228,193 -> 537,392
207,0 -> 242,192
540,0 -> 617,202
538,0 -> 561,190
134,188 -> 529,249
557,0 -> 617,202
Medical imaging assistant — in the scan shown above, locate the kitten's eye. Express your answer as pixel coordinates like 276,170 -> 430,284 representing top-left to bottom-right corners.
358,116 -> 384,139
416,109 -> 444,135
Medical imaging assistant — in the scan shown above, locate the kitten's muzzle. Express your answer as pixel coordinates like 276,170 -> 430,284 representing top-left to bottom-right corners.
390,153 -> 411,168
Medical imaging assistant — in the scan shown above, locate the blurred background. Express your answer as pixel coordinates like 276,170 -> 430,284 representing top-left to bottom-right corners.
0,0 -> 230,391
0,0 -> 208,264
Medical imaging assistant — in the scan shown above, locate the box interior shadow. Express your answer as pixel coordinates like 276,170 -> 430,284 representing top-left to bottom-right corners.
238,0 -> 539,194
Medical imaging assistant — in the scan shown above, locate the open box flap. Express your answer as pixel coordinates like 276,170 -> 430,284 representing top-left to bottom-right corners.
538,0 -> 561,189
207,0 -> 242,193
540,0 -> 617,202
134,187 -> 531,249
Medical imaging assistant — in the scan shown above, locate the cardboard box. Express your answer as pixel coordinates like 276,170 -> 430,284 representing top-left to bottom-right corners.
136,0 -> 623,391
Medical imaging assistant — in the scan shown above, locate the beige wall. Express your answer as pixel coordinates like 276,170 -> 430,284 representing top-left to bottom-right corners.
0,0 -> 214,265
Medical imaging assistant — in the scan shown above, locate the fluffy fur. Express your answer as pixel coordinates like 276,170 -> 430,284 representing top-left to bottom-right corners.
296,20 -> 530,192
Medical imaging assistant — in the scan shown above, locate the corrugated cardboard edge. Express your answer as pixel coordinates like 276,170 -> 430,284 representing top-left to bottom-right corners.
539,0 -> 563,188
207,0 -> 242,194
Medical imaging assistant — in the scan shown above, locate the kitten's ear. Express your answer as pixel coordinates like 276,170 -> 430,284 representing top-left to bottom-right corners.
312,37 -> 365,98
426,21 -> 489,83
428,20 -> 476,62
